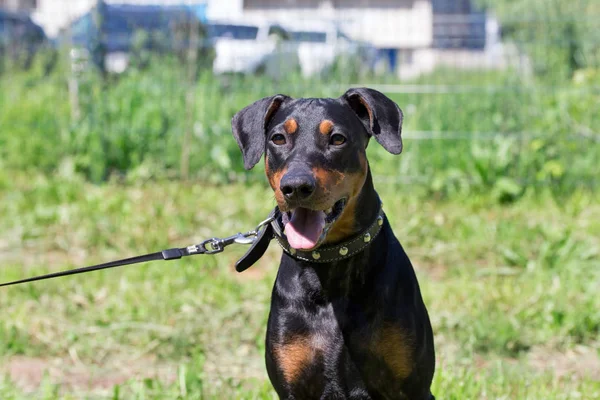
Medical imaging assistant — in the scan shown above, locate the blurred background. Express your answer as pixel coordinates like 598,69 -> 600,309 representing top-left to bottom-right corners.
0,0 -> 599,399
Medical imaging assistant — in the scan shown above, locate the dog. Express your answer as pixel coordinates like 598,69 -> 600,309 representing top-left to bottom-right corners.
231,88 -> 435,399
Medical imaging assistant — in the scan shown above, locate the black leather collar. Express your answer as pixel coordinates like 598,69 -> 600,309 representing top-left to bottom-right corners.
271,204 -> 385,263
235,203 -> 385,271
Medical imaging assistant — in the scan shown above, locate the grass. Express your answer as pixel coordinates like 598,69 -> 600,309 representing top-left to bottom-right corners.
0,171 -> 599,399
1,57 -> 599,398
1,61 -> 599,198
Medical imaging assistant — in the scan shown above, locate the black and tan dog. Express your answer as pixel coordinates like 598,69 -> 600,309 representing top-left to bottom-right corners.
231,88 -> 435,400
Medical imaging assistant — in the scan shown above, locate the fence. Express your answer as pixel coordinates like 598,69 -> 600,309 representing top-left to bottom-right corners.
1,0 -> 599,200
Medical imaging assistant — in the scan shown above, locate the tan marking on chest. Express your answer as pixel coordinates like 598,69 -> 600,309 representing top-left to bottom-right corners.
284,118 -> 298,134
273,336 -> 316,384
319,119 -> 334,135
371,325 -> 414,379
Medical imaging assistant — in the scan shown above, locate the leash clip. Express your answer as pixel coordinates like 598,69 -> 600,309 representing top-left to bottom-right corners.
198,236 -> 231,254
196,216 -> 275,255
243,216 -> 276,239
254,215 -> 276,233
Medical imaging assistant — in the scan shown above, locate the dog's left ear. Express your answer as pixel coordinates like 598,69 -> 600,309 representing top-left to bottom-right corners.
232,94 -> 291,169
342,87 -> 403,154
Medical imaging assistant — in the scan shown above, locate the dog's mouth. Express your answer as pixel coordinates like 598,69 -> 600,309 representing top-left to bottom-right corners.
281,198 -> 347,251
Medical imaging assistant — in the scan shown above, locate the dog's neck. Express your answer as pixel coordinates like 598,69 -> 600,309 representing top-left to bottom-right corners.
307,168 -> 387,297
352,168 -> 381,234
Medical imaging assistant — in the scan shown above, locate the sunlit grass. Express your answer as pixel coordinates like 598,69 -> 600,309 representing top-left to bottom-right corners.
0,175 -> 598,398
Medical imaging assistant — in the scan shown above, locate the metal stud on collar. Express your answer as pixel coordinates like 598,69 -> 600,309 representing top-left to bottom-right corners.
312,251 -> 321,260
377,216 -> 383,226
339,246 -> 348,256
364,233 -> 371,243
289,248 -> 297,255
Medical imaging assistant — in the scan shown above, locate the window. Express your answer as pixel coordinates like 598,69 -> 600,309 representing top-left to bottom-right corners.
207,24 -> 259,40
332,0 -> 413,9
244,0 -> 321,9
289,31 -> 327,43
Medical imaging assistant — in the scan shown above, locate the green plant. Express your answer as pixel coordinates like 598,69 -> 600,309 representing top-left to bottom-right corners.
1,60 -> 598,200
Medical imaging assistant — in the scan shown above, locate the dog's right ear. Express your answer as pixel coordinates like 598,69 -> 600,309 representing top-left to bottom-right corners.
232,94 -> 291,170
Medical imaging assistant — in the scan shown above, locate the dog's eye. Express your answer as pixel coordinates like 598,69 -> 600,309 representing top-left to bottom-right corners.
330,134 -> 346,146
271,134 -> 286,145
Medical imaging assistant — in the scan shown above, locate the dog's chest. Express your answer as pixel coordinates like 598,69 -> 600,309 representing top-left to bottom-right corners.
268,300 -> 366,394
267,268 -> 419,398
269,296 -> 416,391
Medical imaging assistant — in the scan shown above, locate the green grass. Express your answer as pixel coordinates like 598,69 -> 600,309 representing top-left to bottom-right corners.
1,59 -> 599,398
0,172 -> 598,399
1,61 -> 598,199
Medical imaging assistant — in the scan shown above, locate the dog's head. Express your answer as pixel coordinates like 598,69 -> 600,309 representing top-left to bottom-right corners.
232,88 -> 403,250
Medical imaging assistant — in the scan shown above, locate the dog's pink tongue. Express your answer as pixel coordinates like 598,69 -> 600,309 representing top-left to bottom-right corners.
285,208 -> 326,250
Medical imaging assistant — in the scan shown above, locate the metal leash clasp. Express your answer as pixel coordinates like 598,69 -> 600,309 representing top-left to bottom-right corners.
187,215 -> 276,255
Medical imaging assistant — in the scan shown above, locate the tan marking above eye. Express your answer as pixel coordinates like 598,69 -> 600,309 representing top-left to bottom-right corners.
319,120 -> 334,135
284,118 -> 298,134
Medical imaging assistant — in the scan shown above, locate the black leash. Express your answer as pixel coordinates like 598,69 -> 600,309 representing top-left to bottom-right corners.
0,250 -> 183,288
1,204 -> 387,287
0,212 -> 277,288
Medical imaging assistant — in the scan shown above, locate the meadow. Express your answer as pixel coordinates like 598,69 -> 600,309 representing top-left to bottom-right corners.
0,57 -> 599,399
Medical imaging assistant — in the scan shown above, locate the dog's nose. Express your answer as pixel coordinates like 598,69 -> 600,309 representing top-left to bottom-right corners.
280,172 -> 316,201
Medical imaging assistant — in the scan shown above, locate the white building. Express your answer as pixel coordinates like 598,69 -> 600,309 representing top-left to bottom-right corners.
208,0 -> 433,50
8,0 -> 512,78
26,0 -> 433,50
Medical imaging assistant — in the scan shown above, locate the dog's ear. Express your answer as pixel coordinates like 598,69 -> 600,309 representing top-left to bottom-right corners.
232,94 -> 291,170
342,88 -> 403,154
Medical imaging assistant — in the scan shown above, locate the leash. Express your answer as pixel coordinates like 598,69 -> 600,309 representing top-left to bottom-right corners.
0,212 -> 277,288
1,203 -> 386,287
